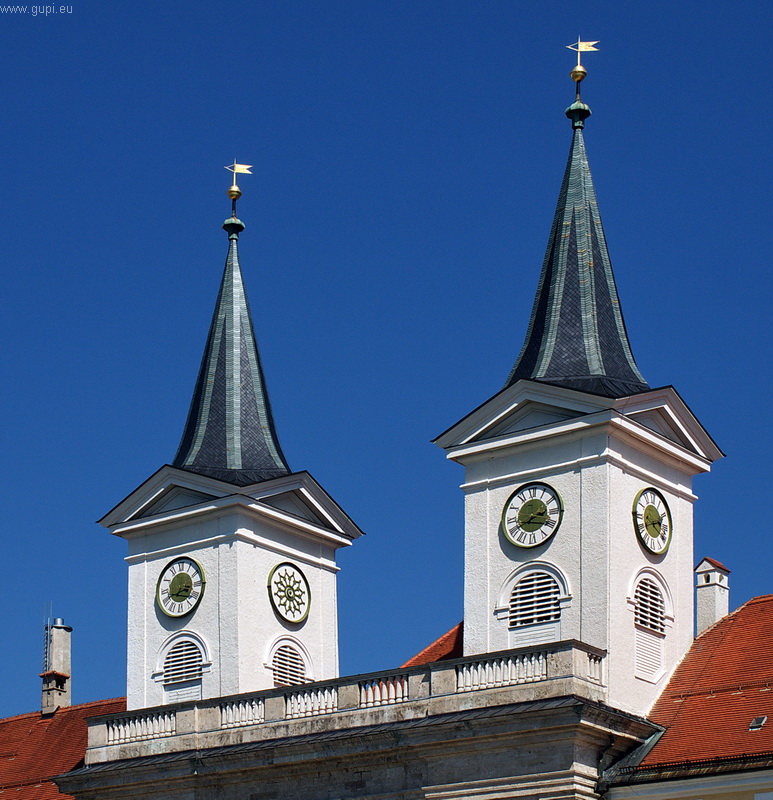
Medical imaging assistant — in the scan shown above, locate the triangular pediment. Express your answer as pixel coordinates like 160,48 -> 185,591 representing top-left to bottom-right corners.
100,466 -> 364,544
482,401 -> 584,440
434,379 -> 613,451
260,489 -> 329,527
435,381 -> 723,471
612,386 -> 724,464
99,466 -> 236,527
137,486 -> 219,518
626,407 -> 693,451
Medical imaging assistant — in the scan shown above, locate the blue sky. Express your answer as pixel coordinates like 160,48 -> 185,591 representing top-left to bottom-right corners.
0,1 -> 769,715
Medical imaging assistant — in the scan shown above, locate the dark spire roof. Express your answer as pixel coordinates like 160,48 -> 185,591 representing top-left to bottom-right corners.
504,90 -> 649,398
173,213 -> 291,486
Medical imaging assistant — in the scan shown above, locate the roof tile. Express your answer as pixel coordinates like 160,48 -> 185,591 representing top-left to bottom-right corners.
644,595 -> 773,765
0,698 -> 125,799
401,622 -> 463,668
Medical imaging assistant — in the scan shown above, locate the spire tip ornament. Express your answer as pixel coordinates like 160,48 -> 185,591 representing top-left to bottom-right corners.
564,38 -> 597,128
566,37 -> 599,78
224,160 -> 253,214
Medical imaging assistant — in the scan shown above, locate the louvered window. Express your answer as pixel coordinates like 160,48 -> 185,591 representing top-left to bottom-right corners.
272,644 -> 307,687
163,640 -> 204,685
509,572 -> 561,628
634,578 -> 665,634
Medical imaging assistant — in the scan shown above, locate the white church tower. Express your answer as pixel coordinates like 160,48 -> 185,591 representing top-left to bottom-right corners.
101,168 -> 362,710
435,58 -> 722,716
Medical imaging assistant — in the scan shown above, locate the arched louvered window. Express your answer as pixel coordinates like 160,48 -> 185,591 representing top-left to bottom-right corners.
272,644 -> 307,687
163,640 -> 204,685
634,578 -> 666,634
509,572 -> 561,628
632,574 -> 668,682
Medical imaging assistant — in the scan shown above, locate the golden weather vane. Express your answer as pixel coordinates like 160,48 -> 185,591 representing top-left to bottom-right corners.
566,37 -> 599,65
565,38 -> 598,92
225,160 -> 253,213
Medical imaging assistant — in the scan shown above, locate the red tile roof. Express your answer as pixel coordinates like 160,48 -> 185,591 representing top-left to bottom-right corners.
643,595 -> 773,767
695,556 -> 731,572
401,622 -> 463,668
0,698 -> 125,799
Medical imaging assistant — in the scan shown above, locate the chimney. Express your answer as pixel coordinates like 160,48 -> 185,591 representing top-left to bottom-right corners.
40,618 -> 72,713
695,558 -> 730,635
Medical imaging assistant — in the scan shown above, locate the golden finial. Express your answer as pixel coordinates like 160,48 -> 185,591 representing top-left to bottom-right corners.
566,37 -> 599,83
225,160 -> 253,201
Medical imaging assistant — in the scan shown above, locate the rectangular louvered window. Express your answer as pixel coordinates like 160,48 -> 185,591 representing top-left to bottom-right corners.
509,573 -> 561,628
635,628 -> 664,680
163,640 -> 204,685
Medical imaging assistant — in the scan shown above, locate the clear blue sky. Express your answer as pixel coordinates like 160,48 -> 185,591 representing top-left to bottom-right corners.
0,1 -> 769,715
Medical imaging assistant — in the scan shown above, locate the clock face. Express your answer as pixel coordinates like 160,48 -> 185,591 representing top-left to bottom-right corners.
156,557 -> 206,617
268,563 -> 311,623
502,482 -> 563,548
633,488 -> 672,554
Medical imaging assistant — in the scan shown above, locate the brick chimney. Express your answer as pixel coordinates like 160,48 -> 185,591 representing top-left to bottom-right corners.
695,558 -> 730,635
40,618 -> 72,713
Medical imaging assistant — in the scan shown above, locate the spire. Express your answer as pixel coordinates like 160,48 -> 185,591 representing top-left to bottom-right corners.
505,46 -> 649,398
173,167 -> 291,486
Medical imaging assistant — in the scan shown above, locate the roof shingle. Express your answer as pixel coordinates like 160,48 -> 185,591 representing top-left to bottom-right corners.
643,595 -> 773,766
401,622 -> 463,668
0,698 -> 125,799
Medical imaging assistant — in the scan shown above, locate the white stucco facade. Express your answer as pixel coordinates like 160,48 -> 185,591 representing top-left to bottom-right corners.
101,468 -> 360,710
436,380 -> 722,718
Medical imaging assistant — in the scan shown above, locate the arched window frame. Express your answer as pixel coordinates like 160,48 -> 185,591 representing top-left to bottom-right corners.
626,568 -> 674,630
152,630 -> 212,685
494,562 -> 571,647
265,636 -> 314,687
495,562 -> 572,618
627,569 -> 673,684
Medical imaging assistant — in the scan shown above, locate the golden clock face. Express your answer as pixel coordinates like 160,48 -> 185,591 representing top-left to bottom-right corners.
268,563 -> 311,623
156,557 -> 206,617
633,488 -> 672,554
502,482 -> 563,548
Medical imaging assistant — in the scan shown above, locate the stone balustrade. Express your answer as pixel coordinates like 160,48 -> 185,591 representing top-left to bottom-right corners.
359,674 -> 409,708
286,686 -> 338,718
220,697 -> 265,729
105,710 -> 176,744
456,651 -> 548,692
85,639 -> 606,763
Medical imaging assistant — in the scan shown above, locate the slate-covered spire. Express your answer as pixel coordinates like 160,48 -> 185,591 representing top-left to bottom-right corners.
505,58 -> 649,398
173,172 -> 291,486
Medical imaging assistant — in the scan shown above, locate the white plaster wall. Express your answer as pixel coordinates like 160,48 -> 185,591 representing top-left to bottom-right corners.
463,430 -> 611,657
604,434 -> 695,716
126,508 -> 340,710
235,532 -> 339,693
696,577 -> 729,635
127,514 -> 228,709
461,421 -> 699,719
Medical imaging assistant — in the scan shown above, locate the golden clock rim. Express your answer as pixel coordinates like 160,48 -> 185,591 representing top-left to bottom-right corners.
155,556 -> 207,618
267,561 -> 312,624
501,481 -> 564,549
632,486 -> 673,555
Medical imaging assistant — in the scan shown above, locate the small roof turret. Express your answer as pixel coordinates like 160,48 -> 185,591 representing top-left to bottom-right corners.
173,165 -> 291,485
505,46 -> 649,398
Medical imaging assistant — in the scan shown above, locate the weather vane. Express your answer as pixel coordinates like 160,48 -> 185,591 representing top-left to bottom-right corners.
565,38 -> 598,97
225,160 -> 253,215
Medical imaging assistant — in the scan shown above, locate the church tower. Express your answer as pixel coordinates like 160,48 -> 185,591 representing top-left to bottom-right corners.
435,55 -> 722,716
101,168 -> 362,711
